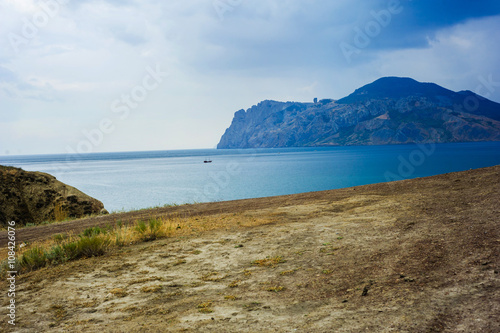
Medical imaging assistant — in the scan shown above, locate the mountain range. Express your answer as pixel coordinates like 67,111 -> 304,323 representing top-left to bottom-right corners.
217,77 -> 500,148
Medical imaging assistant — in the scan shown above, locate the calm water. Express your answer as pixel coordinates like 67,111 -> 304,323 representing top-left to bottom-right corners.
1,142 -> 499,212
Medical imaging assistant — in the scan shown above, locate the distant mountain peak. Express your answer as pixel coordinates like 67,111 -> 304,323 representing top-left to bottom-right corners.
337,77 -> 456,104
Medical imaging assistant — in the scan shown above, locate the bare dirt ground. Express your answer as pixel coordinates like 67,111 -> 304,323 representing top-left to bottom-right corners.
1,166 -> 499,332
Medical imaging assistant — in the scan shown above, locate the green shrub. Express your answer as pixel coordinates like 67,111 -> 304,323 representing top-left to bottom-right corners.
81,226 -> 106,238
135,218 -> 163,241
76,235 -> 110,258
19,246 -> 47,272
62,241 -> 80,260
53,233 -> 68,243
135,220 -> 147,234
46,245 -> 68,265
149,218 -> 162,233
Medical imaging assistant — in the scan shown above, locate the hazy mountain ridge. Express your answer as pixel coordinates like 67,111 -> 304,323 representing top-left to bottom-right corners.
217,77 -> 500,148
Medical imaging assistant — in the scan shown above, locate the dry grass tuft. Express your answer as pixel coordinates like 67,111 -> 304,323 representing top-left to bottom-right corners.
201,272 -> 227,282
109,288 -> 127,297
128,276 -> 164,286
54,201 -> 68,222
197,301 -> 214,313
279,269 -> 296,276
228,280 -> 241,288
252,256 -> 286,268
267,286 -> 285,292
141,285 -> 162,293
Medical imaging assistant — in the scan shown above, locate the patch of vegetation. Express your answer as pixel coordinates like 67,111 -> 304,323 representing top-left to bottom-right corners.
252,256 -> 286,268
109,288 -> 128,297
228,280 -> 241,288
81,226 -> 108,237
45,245 -> 68,265
280,269 -> 296,276
54,201 -> 68,222
141,285 -> 162,293
12,232 -> 111,274
267,286 -> 285,292
201,272 -> 226,282
128,276 -> 164,286
197,301 -> 214,313
135,218 -> 163,241
50,304 -> 68,321
53,234 -> 68,243
19,246 -> 47,271
76,235 -> 111,258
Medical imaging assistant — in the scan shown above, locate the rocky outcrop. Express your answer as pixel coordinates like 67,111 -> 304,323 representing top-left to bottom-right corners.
217,77 -> 500,148
0,165 -> 105,227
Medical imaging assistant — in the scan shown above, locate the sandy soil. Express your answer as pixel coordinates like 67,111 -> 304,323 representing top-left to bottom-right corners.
1,166 -> 499,332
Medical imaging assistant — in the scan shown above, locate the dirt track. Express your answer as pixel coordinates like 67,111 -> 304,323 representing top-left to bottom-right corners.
1,165 -> 499,332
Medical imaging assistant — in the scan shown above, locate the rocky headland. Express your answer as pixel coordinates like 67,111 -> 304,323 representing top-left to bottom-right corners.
0,165 -> 106,227
217,77 -> 500,148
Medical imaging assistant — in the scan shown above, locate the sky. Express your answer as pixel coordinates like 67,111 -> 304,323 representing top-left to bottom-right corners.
1,0 -> 500,155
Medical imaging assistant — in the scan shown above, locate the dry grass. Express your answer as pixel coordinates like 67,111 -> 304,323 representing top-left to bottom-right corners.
228,280 -> 241,288
141,285 -> 162,293
267,286 -> 285,292
54,201 -> 68,222
109,288 -> 127,297
279,269 -> 297,276
201,272 -> 227,282
252,256 -> 286,268
197,301 -> 214,313
127,276 -> 164,286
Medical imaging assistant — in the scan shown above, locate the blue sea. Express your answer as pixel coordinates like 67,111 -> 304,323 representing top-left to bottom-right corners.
1,142 -> 499,212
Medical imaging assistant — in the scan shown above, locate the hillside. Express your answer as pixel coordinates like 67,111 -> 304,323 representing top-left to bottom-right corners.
2,165 -> 499,332
0,165 -> 105,227
217,77 -> 500,148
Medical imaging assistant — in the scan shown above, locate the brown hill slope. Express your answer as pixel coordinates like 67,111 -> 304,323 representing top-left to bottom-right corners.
0,165 -> 105,227
1,165 -> 499,332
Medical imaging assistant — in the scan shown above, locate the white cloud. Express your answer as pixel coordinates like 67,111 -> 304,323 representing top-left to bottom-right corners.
1,1 -> 499,155
366,15 -> 500,100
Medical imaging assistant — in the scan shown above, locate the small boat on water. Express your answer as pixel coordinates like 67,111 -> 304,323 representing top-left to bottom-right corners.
204,158 -> 212,163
